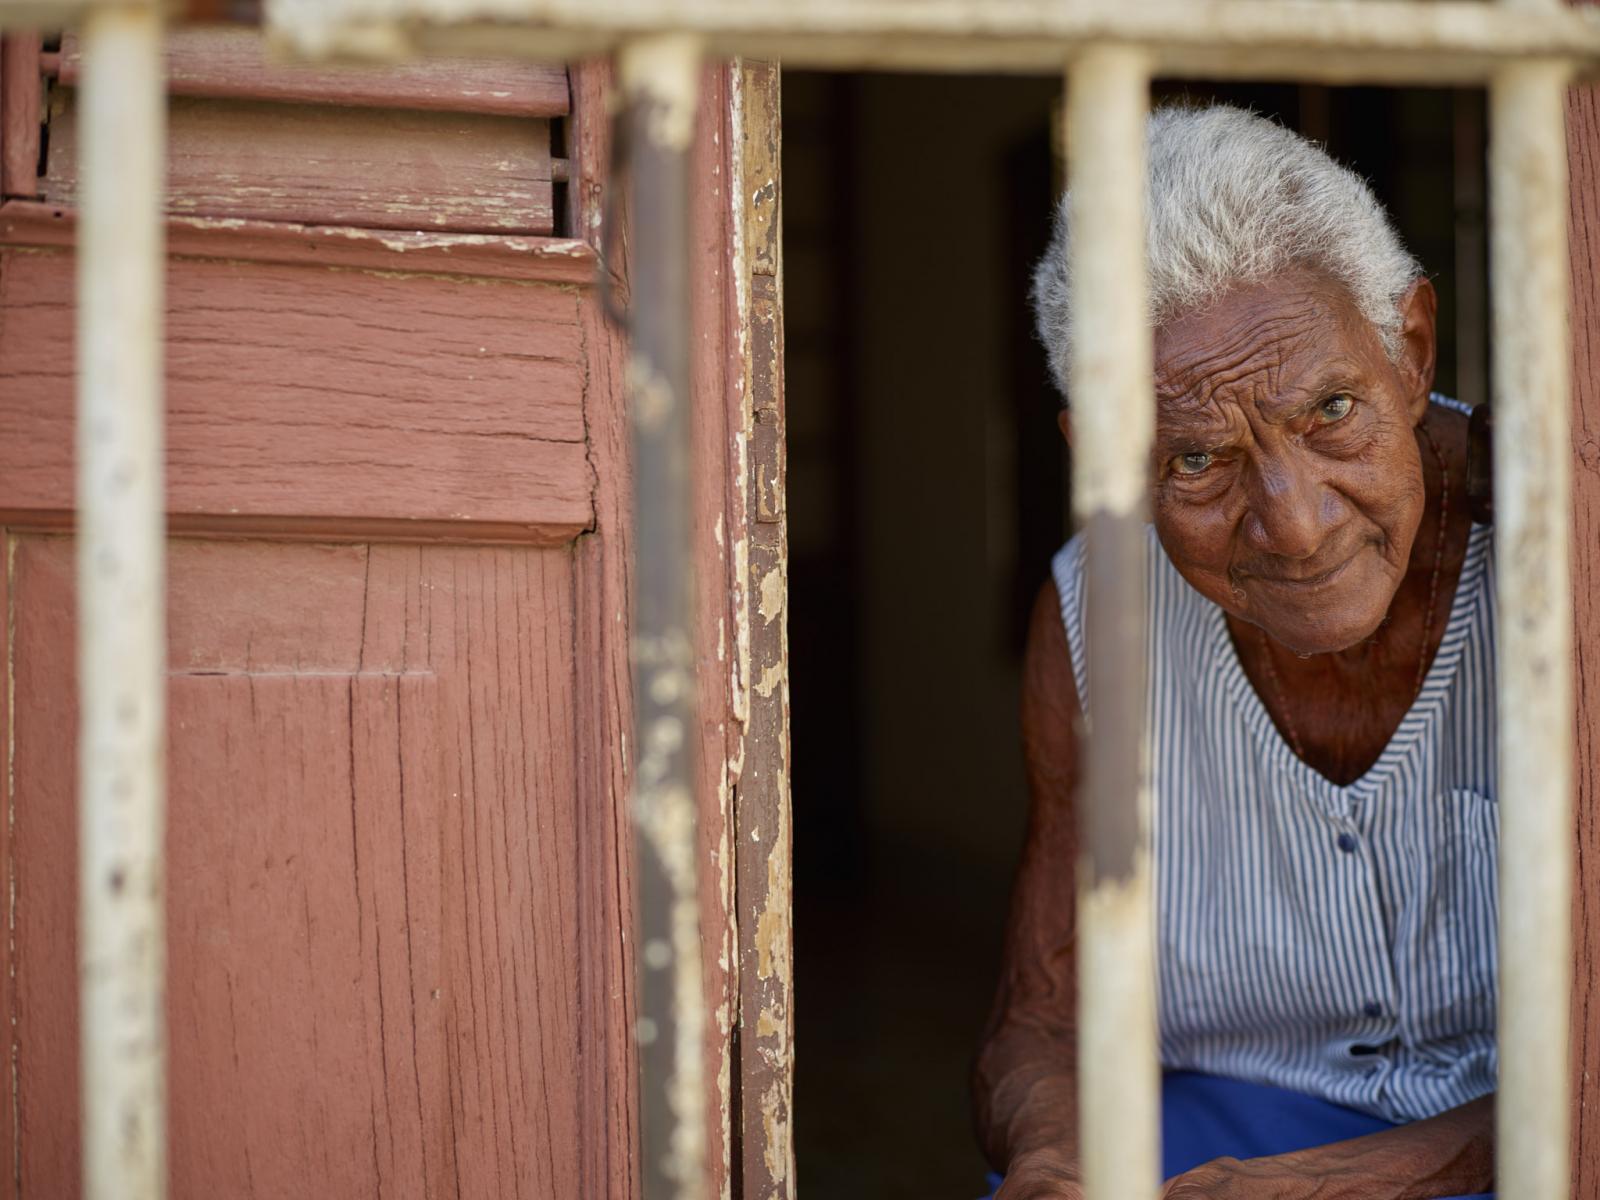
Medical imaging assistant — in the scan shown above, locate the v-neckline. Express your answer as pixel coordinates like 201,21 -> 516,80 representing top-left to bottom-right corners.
1208,521 -> 1491,801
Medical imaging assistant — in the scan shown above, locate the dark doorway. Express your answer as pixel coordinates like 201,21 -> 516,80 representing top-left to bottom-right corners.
782,72 -> 1486,1198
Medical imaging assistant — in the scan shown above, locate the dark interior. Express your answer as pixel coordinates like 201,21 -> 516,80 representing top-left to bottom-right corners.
781,72 -> 1487,1198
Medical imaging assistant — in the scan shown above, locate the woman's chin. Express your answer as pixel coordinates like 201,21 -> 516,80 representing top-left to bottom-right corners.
1256,610 -> 1387,657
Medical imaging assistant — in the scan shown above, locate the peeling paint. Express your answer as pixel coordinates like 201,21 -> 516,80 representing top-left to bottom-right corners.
753,662 -> 783,699
754,771 -> 789,983
618,34 -> 702,152
760,1080 -> 790,1186
757,568 -> 782,625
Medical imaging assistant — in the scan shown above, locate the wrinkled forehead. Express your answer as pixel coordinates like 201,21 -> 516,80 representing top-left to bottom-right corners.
1152,269 -> 1384,420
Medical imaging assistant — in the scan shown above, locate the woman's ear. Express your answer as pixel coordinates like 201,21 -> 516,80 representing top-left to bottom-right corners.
1056,406 -> 1073,446
1395,277 -> 1439,425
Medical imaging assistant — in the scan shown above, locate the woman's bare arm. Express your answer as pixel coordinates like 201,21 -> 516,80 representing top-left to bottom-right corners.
1165,1094 -> 1494,1199
972,580 -> 1086,1198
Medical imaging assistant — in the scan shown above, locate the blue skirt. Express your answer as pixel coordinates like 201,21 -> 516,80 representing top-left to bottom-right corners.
981,1071 -> 1492,1199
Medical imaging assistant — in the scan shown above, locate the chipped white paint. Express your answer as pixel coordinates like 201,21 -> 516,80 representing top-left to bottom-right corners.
753,771 -> 788,984
716,64 -> 753,1200
753,663 -> 783,699
267,0 -> 1600,84
729,428 -> 753,732
1066,45 -> 1159,1200
627,359 -> 677,433
617,34 -> 703,152
76,6 -> 168,1200
757,568 -> 782,624
1491,54 -> 1574,1200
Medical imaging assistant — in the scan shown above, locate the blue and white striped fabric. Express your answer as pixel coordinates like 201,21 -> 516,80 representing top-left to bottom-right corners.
1050,404 -> 1498,1124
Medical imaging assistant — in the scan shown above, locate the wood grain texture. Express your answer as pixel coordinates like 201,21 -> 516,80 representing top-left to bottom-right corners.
568,60 -> 643,1200
58,27 -> 570,118
687,61 -> 739,1200
46,91 -> 554,235
0,199 -> 599,286
0,529 -> 13,1197
0,249 -> 593,540
1567,74 -> 1600,1199
1,34 -> 41,198
10,535 -> 591,1199
731,62 -> 794,1200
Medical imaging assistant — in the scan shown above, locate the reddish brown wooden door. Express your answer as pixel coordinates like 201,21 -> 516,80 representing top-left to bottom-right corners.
0,37 -> 640,1199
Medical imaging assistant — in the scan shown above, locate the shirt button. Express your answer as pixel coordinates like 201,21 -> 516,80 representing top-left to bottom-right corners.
1362,1001 -> 1384,1019
1337,832 -> 1358,853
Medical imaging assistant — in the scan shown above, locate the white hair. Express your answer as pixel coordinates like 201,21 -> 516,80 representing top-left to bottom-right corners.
1033,104 -> 1423,399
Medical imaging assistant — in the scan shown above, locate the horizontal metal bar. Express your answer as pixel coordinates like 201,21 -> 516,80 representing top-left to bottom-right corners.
268,0 -> 1600,83
0,0 -> 171,29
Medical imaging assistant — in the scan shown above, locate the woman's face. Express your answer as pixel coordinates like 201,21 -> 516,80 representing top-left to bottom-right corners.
1139,268 -> 1437,656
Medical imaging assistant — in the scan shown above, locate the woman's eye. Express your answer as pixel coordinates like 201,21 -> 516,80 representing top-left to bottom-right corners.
1317,393 -> 1355,423
1172,451 -> 1214,476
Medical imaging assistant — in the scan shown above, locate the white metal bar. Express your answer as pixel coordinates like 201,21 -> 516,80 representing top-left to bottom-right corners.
1065,44 -> 1159,1200
1490,55 -> 1574,1200
267,0 -> 1600,84
77,5 -> 167,1200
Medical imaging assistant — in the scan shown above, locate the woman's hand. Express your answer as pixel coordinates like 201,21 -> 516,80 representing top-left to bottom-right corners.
992,1148 -> 1086,1200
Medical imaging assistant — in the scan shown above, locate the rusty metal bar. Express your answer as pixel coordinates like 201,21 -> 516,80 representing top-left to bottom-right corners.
76,3 -> 168,1199
1064,44 -> 1159,1200
269,0 -> 1600,84
1490,52 -> 1574,1200
618,32 -> 708,1200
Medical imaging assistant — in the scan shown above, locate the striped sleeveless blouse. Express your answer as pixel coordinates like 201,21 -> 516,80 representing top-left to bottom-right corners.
1050,399 -> 1498,1124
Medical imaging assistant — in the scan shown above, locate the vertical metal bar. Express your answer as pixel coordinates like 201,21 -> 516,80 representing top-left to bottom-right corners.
77,3 -> 167,1199
1064,45 -> 1159,1200
1490,54 -> 1574,1200
77,0 -> 169,1189
618,33 -> 708,1200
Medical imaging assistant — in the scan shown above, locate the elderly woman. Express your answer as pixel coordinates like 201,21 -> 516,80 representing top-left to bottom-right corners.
973,106 -> 1496,1200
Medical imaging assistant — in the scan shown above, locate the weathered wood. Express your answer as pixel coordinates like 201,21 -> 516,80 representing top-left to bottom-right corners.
687,60 -> 737,1200
0,199 -> 598,285
569,58 -> 643,1200
1,34 -> 41,198
11,536 -> 592,1200
1567,69 -> 1600,1200
0,250 -> 593,541
731,60 -> 793,1200
46,90 -> 555,234
58,27 -> 570,117
0,527 -> 13,1195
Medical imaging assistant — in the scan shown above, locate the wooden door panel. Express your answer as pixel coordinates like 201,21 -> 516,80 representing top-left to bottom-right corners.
47,94 -> 556,235
0,250 -> 592,540
56,29 -> 570,119
10,536 -> 585,1199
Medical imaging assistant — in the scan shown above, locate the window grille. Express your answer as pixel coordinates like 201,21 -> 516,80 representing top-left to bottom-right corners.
2,0 -> 1593,1196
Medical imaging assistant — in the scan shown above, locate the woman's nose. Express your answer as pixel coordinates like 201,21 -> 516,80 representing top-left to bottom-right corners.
1243,456 -> 1329,560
